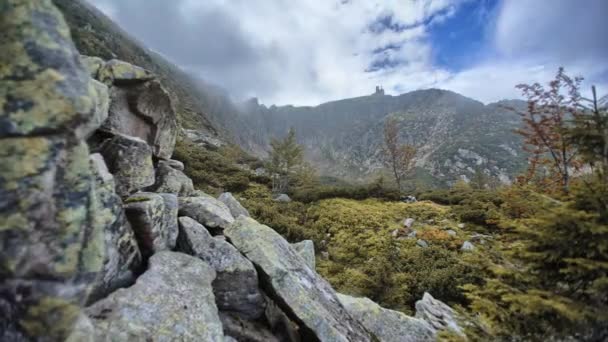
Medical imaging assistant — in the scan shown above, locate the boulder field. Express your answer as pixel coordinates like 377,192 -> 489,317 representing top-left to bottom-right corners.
0,1 -> 462,341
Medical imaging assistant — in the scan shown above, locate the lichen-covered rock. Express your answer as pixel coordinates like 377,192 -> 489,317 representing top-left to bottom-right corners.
65,313 -> 95,342
415,292 -> 463,335
0,2 -> 112,338
80,55 -> 105,79
97,59 -> 154,85
225,216 -> 375,342
87,154 -> 141,303
291,240 -> 316,270
97,133 -> 155,197
86,252 -> 224,341
177,217 -> 265,319
100,76 -> 177,159
150,160 -> 194,196
179,196 -> 235,230
218,192 -> 251,218
337,294 -> 435,342
124,192 -> 178,259
0,0 -> 105,138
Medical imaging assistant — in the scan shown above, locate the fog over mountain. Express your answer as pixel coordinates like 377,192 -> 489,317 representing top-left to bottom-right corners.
85,0 -> 608,106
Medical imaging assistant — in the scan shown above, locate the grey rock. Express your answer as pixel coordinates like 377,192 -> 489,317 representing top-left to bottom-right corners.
417,239 -> 429,248
415,292 -> 464,335
461,241 -> 475,251
408,230 -> 418,239
164,159 -> 185,171
337,293 -> 435,342
86,252 -> 224,341
100,72 -> 177,159
264,295 -> 301,342
0,2 -> 111,338
179,196 -> 235,230
225,216 -> 374,342
291,240 -> 316,270
218,192 -> 251,218
80,55 -> 105,78
457,223 -> 466,229
404,218 -> 415,228
177,217 -> 265,319
273,193 -> 292,203
97,59 -> 154,85
124,192 -> 178,259
87,154 -> 142,303
97,133 -> 155,197
150,160 -> 194,196
65,314 -> 95,342
446,229 -> 457,237
219,312 -> 280,342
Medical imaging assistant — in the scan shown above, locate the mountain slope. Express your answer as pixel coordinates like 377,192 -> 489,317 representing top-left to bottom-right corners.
244,89 -> 527,186
53,0 -> 252,146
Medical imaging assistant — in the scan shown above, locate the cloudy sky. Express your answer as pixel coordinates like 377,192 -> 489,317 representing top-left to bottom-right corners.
87,0 -> 607,106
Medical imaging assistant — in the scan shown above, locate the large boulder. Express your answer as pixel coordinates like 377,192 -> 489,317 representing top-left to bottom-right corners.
124,192 -> 178,259
0,1 -> 111,340
97,59 -> 154,85
0,0 -> 107,139
218,192 -> 251,218
98,61 -> 177,159
225,217 -> 375,342
86,252 -> 224,341
415,292 -> 463,335
97,133 -> 155,197
150,160 -> 194,196
291,240 -> 316,270
337,294 -> 435,342
177,217 -> 265,319
87,154 -> 141,303
179,196 -> 235,231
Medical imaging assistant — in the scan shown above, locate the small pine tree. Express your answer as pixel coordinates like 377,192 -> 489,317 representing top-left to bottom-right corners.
267,128 -> 304,193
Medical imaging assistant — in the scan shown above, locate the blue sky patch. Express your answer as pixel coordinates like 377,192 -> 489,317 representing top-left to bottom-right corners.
428,0 -> 500,72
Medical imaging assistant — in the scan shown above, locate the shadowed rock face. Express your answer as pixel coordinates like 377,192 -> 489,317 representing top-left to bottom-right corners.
124,192 -> 178,259
86,154 -> 142,304
225,216 -> 376,342
97,133 -> 155,197
177,217 -> 265,320
0,1 -> 111,340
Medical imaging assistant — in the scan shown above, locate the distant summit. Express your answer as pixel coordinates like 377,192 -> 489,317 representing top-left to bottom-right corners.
374,85 -> 385,96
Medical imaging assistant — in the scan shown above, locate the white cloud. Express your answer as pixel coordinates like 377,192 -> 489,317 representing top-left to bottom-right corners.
86,0 -> 607,105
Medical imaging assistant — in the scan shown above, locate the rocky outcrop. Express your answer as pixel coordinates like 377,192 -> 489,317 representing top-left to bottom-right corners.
179,196 -> 235,231
97,133 -> 155,197
218,192 -> 251,218
225,216 -> 375,342
177,217 -> 265,319
124,192 -> 178,258
291,240 -> 316,270
415,292 -> 463,336
86,252 -> 225,341
96,60 -> 177,159
150,159 -> 194,196
338,294 -> 435,342
1,2 -> 467,341
0,1 -> 113,340
87,154 -> 142,303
